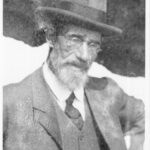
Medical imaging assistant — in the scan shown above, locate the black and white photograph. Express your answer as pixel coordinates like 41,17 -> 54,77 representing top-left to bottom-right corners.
2,0 -> 149,150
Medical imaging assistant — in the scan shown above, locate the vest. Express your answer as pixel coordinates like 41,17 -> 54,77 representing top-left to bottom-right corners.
52,91 -> 109,150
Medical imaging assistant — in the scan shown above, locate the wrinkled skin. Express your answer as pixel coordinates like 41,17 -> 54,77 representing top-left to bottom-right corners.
47,24 -> 102,90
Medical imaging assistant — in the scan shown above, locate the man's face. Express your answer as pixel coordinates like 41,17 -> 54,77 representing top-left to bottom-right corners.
48,24 -> 102,90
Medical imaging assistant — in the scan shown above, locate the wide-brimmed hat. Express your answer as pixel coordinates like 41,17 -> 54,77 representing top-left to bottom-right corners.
35,0 -> 122,36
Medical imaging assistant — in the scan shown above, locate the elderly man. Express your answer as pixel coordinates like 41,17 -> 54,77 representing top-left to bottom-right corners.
3,0 -> 144,150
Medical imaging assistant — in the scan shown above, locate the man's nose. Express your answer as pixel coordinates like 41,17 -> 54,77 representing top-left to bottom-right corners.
76,42 -> 89,61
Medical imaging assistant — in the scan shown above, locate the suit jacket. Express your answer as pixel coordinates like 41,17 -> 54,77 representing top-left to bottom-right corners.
3,67 -> 145,150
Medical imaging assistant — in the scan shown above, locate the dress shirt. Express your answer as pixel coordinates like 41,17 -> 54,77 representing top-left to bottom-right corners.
42,62 -> 85,120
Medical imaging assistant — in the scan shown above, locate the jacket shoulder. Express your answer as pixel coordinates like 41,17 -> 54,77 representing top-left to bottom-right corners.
3,73 -> 36,135
3,67 -> 42,102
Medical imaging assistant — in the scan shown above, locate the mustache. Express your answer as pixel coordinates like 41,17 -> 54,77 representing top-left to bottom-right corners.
64,60 -> 90,71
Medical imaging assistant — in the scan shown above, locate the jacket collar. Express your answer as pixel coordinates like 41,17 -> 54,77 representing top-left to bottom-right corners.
31,67 -> 127,150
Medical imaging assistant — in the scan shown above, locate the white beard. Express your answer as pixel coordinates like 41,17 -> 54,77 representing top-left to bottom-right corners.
56,65 -> 89,90
48,53 -> 89,90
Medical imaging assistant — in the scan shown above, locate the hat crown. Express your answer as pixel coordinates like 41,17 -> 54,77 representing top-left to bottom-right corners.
64,0 -> 107,12
37,0 -> 107,23
39,0 -> 107,12
36,0 -> 122,36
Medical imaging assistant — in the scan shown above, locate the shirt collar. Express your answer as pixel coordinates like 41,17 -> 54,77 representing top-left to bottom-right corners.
42,62 -> 84,103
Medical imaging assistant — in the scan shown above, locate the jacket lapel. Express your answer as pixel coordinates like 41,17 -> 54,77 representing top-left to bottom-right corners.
85,78 -> 127,150
31,68 -> 62,149
32,68 -> 79,150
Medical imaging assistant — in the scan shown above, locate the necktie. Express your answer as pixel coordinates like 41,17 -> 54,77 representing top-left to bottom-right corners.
65,92 -> 84,130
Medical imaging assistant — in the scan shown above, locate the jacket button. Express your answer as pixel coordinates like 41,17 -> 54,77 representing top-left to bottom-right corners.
79,134 -> 84,141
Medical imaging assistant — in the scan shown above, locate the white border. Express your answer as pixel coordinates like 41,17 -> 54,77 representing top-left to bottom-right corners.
1,0 -> 149,150
0,0 -> 3,149
144,0 -> 150,149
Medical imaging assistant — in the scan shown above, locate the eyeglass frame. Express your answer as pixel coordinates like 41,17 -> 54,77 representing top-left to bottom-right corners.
59,33 -> 102,54
45,27 -> 103,55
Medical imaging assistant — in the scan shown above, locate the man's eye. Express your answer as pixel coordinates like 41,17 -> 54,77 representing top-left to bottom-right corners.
71,36 -> 82,43
89,43 -> 100,48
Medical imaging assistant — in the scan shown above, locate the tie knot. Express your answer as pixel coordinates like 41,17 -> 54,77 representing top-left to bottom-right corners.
66,92 -> 75,105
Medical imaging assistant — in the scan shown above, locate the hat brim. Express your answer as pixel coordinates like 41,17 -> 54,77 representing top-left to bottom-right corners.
36,7 -> 122,36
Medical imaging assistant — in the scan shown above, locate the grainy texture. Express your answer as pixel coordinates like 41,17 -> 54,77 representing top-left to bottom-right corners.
99,0 -> 145,77
3,0 -> 145,76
